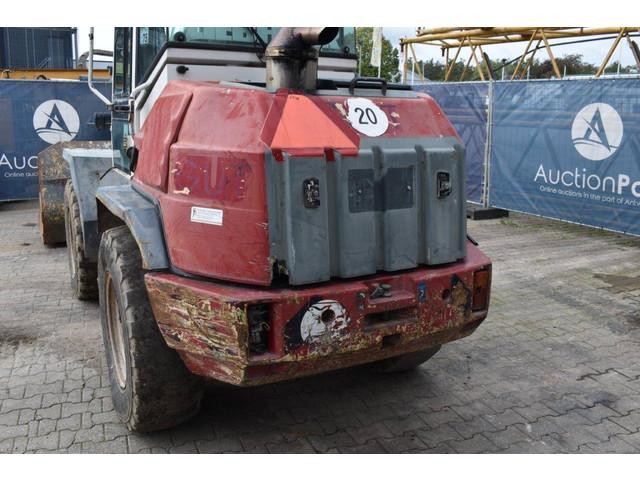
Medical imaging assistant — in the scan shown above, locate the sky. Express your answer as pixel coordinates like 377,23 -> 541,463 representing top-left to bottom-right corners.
77,27 -> 113,56
77,27 -> 638,72
383,27 -> 636,69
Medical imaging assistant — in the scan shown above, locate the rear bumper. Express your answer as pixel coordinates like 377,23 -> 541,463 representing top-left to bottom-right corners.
145,242 -> 491,386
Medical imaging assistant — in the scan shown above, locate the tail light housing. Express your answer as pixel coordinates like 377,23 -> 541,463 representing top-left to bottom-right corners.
472,268 -> 491,312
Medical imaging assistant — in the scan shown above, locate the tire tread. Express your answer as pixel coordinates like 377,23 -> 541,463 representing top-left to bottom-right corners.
98,226 -> 202,432
64,180 -> 98,300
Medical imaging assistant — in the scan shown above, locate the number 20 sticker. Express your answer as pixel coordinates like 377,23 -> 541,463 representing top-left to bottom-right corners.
346,98 -> 389,137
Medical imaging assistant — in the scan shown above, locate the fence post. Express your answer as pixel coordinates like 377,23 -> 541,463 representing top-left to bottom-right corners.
481,80 -> 494,208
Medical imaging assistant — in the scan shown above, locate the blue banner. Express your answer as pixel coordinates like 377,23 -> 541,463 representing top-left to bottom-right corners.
416,82 -> 489,204
0,80 -> 111,202
489,79 -> 640,235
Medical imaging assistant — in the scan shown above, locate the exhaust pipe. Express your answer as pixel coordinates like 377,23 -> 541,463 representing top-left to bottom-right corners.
265,27 -> 339,90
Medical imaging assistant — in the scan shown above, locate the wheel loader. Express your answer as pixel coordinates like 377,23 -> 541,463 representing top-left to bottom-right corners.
58,27 -> 492,432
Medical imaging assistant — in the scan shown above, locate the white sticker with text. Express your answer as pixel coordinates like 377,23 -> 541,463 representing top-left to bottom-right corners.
190,206 -> 223,226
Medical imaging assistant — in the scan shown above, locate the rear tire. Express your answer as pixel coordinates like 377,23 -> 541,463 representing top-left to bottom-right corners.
373,346 -> 441,373
64,180 -> 98,300
98,226 -> 202,432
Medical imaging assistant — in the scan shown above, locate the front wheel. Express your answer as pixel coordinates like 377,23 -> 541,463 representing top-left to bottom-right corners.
373,346 -> 441,373
98,226 -> 202,432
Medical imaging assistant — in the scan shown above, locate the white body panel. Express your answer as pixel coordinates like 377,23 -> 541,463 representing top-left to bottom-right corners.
134,47 -> 356,130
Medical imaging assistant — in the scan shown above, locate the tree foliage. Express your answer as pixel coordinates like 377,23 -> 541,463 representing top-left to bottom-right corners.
406,52 -> 638,82
355,27 -> 400,81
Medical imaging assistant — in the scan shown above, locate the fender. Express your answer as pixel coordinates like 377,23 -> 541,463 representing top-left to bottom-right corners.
64,148 -> 113,260
96,179 -> 170,270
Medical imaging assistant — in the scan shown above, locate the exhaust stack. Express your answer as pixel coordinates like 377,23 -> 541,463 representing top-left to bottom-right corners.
265,27 -> 339,90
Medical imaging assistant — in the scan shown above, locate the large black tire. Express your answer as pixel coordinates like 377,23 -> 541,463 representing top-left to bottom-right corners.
63,180 -> 98,300
373,346 -> 441,373
98,226 -> 202,432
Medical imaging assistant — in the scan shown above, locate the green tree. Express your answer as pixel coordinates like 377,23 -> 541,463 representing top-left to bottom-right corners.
410,52 -> 611,82
356,27 -> 400,81
604,60 -> 636,75
531,54 -> 596,78
415,57 -> 486,82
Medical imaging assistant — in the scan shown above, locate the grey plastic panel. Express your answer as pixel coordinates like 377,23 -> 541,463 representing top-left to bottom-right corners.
335,147 -> 421,275
96,183 -> 169,271
64,148 -> 114,260
266,136 -> 467,286
334,149 -> 376,277
267,154 -> 331,285
422,145 -> 466,264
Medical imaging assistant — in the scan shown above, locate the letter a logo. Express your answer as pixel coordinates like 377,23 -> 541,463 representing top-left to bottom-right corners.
33,99 -> 80,144
571,103 -> 623,161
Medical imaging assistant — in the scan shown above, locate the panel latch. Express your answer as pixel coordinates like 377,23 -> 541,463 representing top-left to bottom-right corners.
437,171 -> 452,199
303,178 -> 321,208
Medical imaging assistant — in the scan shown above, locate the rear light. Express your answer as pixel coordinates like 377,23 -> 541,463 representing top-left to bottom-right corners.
472,269 -> 491,312
247,304 -> 271,355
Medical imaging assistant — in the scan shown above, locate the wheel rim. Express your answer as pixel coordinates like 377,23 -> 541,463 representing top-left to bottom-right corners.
105,272 -> 127,389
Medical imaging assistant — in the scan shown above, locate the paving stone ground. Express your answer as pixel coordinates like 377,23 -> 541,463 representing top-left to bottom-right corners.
2,200 -> 640,453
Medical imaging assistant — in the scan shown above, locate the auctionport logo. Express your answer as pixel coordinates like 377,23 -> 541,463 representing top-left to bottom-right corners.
571,103 -> 623,161
33,100 -> 79,144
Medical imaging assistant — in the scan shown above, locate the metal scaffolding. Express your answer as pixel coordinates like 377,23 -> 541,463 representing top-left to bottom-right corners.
400,27 -> 640,82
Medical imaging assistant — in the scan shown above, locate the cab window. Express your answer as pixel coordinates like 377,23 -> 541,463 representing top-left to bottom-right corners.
113,27 -> 132,96
136,27 -> 168,84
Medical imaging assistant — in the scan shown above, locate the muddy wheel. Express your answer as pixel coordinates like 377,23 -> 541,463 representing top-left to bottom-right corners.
373,346 -> 441,373
98,226 -> 202,432
64,180 -> 98,300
